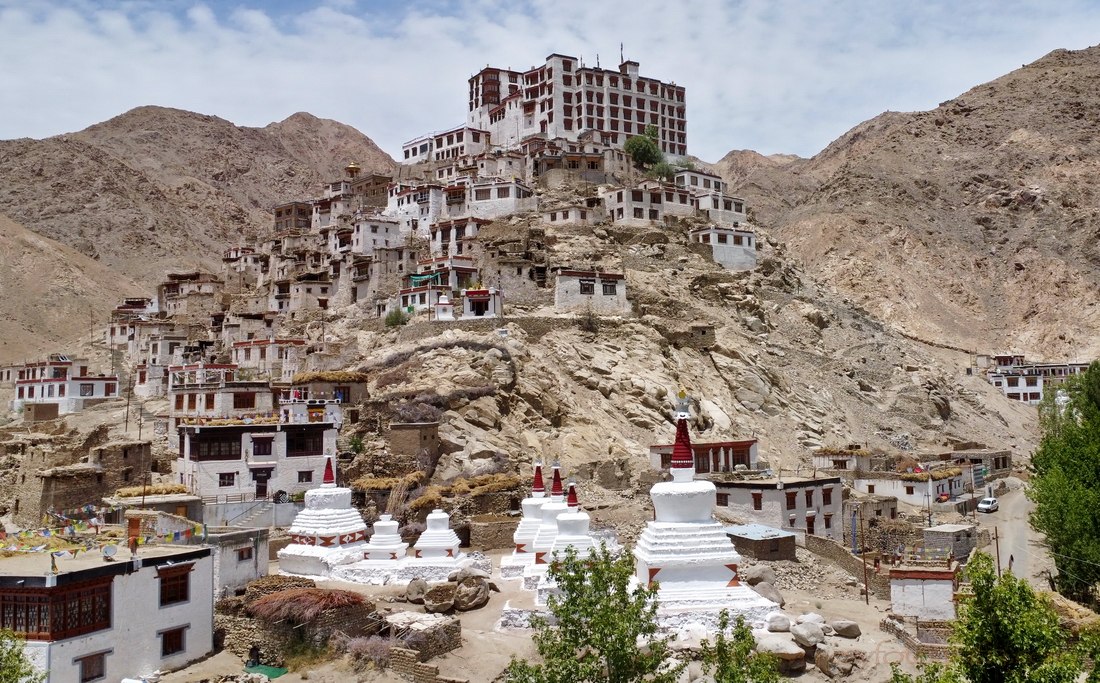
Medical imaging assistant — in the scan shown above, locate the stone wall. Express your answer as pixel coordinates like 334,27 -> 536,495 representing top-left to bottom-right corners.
2,427 -> 153,527
393,316 -> 608,346
804,534 -> 891,598
879,617 -> 955,661
399,618 -> 462,662
216,600 -> 383,666
390,648 -> 469,683
469,515 -> 518,550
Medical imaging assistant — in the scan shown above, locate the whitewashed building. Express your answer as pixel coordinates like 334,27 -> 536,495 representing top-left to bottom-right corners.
554,270 -> 630,314
231,338 -> 306,382
401,125 -> 491,164
5,356 -> 119,416
466,54 -> 687,156
690,225 -> 757,271
175,419 -> 337,501
715,476 -> 844,541
2,545 -> 214,683
889,563 -> 959,621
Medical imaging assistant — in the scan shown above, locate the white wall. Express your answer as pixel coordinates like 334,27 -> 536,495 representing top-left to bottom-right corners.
554,276 -> 630,314
890,577 -> 956,620
30,553 -> 214,683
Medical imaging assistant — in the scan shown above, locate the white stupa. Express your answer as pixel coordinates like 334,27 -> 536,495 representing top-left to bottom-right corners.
361,513 -> 408,561
530,463 -> 569,566
412,509 -> 462,559
278,457 -> 369,577
549,481 -> 597,560
499,461 -> 548,578
632,392 -> 776,618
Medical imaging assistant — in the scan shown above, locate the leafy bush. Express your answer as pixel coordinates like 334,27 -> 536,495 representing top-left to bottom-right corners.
385,309 -> 409,327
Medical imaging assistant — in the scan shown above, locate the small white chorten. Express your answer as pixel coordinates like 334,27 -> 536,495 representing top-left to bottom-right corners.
632,391 -> 776,617
412,509 -> 462,559
362,513 -> 408,561
549,481 -> 597,560
531,464 -> 569,565
500,461 -> 549,578
278,457 -> 368,577
434,294 -> 455,321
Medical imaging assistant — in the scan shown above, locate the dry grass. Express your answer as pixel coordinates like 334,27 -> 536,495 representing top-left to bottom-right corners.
291,370 -> 371,384
114,483 -> 189,497
247,588 -> 365,625
405,473 -> 522,512
352,470 -> 426,492
243,575 -> 317,603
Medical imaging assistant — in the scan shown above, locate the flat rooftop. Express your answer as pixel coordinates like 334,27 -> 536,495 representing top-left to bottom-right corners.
0,543 -> 203,579
724,524 -> 795,541
712,475 -> 842,488
925,523 -> 975,533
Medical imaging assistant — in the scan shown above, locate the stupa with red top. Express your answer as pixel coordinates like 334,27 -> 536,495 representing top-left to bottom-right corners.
632,391 -> 775,618
278,456 -> 369,577
499,461 -> 550,578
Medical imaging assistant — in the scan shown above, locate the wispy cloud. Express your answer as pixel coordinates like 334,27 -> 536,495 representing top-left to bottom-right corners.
0,0 -> 1097,160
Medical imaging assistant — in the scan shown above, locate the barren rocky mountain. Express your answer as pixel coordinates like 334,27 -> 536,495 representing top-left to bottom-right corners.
0,213 -> 144,364
716,46 -> 1100,359
0,106 -> 395,284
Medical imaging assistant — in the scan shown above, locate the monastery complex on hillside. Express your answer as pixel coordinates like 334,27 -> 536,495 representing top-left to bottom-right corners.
0,50 -> 1085,683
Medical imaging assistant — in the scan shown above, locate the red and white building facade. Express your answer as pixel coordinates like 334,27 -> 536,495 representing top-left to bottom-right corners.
3,356 -> 119,415
466,54 -> 687,156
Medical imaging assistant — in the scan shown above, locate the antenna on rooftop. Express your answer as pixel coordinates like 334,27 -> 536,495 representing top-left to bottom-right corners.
620,43 -> 624,64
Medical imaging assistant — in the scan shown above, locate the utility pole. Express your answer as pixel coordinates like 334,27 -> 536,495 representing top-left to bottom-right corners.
859,507 -> 870,604
994,527 -> 1002,577
123,367 -> 134,432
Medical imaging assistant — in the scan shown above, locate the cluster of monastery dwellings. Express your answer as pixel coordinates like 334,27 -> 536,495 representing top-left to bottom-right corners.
8,51 -> 763,510
975,353 -> 1090,405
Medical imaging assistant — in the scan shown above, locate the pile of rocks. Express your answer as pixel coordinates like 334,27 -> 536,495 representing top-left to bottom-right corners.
406,566 -> 500,614
739,549 -> 857,600
755,611 -> 865,676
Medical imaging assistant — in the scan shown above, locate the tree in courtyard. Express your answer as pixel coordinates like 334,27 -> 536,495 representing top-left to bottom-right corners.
624,124 -> 663,168
699,610 -> 778,683
504,544 -> 683,683
0,629 -> 45,683
889,551 -> 1086,683
1029,361 -> 1100,605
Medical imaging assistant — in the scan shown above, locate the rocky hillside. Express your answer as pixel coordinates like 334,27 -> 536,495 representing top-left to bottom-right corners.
293,220 -> 1038,501
0,106 -> 396,285
0,213 -> 144,364
715,46 -> 1100,359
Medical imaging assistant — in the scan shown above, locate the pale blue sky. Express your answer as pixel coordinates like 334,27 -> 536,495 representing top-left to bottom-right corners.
1,0 -> 1098,161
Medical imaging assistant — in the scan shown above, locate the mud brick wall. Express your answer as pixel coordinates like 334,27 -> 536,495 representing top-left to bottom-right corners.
469,516 -> 518,550
390,647 -> 469,683
805,534 -> 891,597
402,618 -> 462,661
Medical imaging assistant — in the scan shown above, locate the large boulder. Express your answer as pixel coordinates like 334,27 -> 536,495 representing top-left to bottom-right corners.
755,635 -> 806,674
791,622 -> 825,649
751,581 -> 785,607
828,619 -> 862,639
423,583 -> 457,614
448,566 -> 491,583
741,565 -> 777,587
796,612 -> 825,624
815,644 -> 866,678
765,612 -> 791,632
453,577 -> 490,611
406,577 -> 428,605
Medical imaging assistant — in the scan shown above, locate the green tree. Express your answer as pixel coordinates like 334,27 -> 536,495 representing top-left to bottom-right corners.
889,552 -> 1085,683
646,161 -> 676,182
504,544 -> 683,683
1029,361 -> 1100,604
699,610 -> 778,683
624,124 -> 663,168
0,629 -> 45,683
